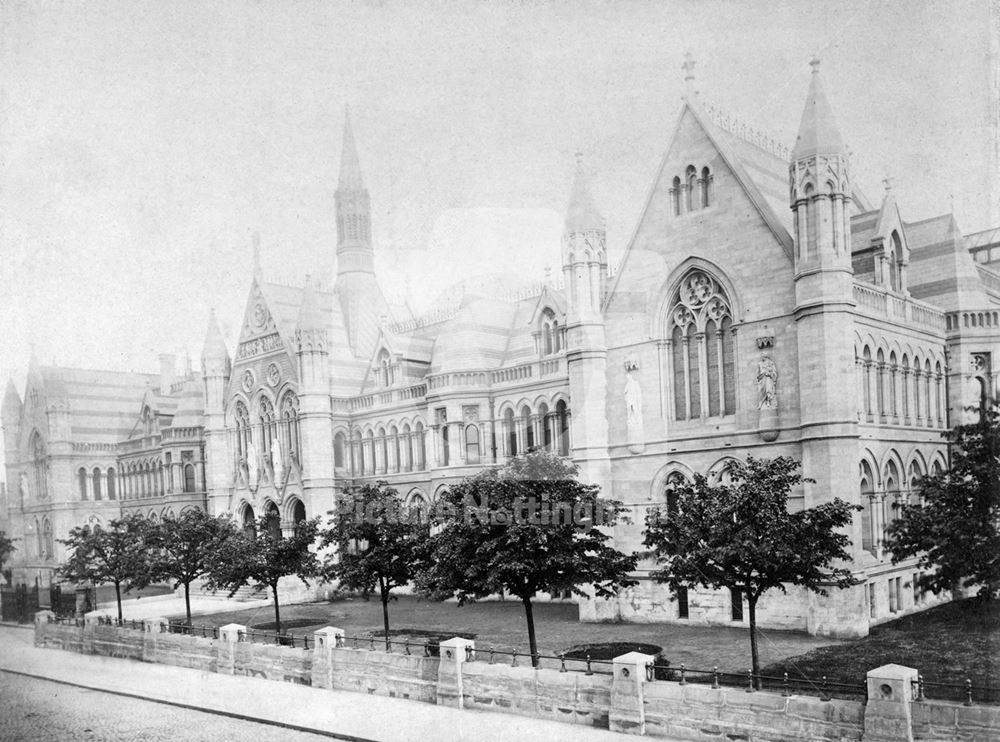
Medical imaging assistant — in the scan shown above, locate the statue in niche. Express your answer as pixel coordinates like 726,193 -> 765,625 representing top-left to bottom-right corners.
756,354 -> 778,410
247,440 -> 259,488
624,363 -> 645,453
272,437 -> 284,487
19,471 -> 29,502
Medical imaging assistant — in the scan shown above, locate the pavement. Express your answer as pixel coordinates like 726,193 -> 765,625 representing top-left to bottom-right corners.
0,625 -> 637,741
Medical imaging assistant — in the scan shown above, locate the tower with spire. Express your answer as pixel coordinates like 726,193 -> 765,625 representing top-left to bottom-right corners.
562,153 -> 611,486
788,59 -> 865,635
201,309 -> 231,515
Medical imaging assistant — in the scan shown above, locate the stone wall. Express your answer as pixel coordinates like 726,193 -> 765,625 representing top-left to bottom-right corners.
34,613 -> 999,742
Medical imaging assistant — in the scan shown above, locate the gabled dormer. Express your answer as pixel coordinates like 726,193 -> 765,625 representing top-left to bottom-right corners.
528,286 -> 568,357
850,181 -> 910,293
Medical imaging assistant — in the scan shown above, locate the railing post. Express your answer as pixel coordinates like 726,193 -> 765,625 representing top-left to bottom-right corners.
436,638 -> 475,710
864,664 -> 918,742
610,651 -> 655,736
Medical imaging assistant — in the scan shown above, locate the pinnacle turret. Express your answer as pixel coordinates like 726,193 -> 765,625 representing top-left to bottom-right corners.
565,153 -> 605,234
792,58 -> 846,160
3,378 -> 22,418
201,310 -> 229,364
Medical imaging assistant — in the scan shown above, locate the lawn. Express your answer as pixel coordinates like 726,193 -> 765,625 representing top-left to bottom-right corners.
762,599 -> 999,704
181,593 -> 840,674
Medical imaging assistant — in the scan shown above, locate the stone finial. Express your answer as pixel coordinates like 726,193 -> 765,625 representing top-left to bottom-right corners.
882,172 -> 894,194
682,52 -> 696,96
810,55 -> 821,74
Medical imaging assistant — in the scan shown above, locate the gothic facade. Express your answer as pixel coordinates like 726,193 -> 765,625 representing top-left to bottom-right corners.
3,60 -> 998,637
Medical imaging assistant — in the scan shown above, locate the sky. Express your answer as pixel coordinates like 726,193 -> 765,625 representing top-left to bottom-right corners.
0,0 -> 996,409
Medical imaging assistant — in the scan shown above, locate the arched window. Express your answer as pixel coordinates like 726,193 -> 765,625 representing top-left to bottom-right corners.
34,518 -> 42,559
552,320 -> 561,352
884,460 -> 900,547
390,425 -> 400,473
685,165 -> 696,212
862,347 -> 873,419
30,431 -> 47,500
280,392 -> 300,463
465,424 -> 480,464
876,349 -> 886,419
42,519 -> 53,560
78,468 -> 88,500
504,408 -> 517,457
668,270 -> 735,420
183,464 -> 196,493
402,423 -> 412,472
353,431 -> 364,475
934,361 -> 943,426
334,432 -> 346,468
860,461 -> 875,554
440,422 -> 450,466
291,499 -> 307,533
376,348 -> 392,387
234,401 -> 251,464
888,352 -> 898,420
907,460 -> 923,506
107,468 -> 116,500
804,184 -> 817,257
414,422 -> 426,469
890,231 -> 903,291
700,166 -> 712,207
555,400 -> 570,456
539,308 -> 557,356
538,402 -> 552,450
259,397 -> 276,460
365,430 -> 376,474
521,405 -> 534,450
92,468 -> 102,500
923,359 -> 932,425
671,176 -> 682,216
901,354 -> 910,422
378,426 -> 388,474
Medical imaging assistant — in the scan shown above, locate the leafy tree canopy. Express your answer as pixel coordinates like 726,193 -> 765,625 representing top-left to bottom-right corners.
887,406 -> 1000,600
0,530 -> 16,573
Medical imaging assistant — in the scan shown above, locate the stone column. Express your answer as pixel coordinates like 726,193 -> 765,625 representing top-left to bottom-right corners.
312,626 -> 345,689
217,622 -> 245,676
609,651 -> 656,735
864,664 -> 918,742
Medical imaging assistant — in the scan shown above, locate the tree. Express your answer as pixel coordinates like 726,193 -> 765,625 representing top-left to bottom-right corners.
143,509 -> 239,624
206,515 -> 320,635
644,456 -> 859,687
419,450 -> 638,666
58,514 -> 153,621
0,530 -> 16,577
322,482 -> 430,649
887,405 -> 1000,602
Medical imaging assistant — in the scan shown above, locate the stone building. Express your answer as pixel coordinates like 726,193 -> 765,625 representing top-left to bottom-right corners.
3,59 -> 997,636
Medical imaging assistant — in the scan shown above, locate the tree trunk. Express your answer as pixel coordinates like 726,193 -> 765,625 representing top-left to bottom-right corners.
521,596 -> 539,667
748,593 -> 761,690
184,581 -> 192,624
272,583 -> 281,635
379,576 -> 391,650
114,581 -> 123,622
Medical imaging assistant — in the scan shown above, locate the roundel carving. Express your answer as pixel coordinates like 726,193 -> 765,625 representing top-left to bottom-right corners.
241,369 -> 255,393
253,302 -> 268,329
266,363 -> 281,387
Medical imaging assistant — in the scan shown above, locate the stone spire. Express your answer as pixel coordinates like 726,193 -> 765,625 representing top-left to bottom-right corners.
296,275 -> 326,336
792,57 -> 846,160
201,309 -> 229,364
338,107 -> 365,191
682,51 -> 697,99
2,378 -> 21,418
565,152 -> 605,234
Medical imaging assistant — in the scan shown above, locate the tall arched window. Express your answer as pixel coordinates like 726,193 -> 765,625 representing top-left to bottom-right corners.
414,422 -> 426,469
860,461 -> 875,554
280,392 -> 300,463
42,519 -> 53,560
78,468 -> 88,500
862,347 -> 873,419
259,397 -> 276,461
465,424 -> 480,464
664,471 -> 688,516
390,425 -> 400,473
30,431 -> 47,500
402,423 -> 412,472
334,432 -> 346,468
671,176 -> 682,216
888,351 -> 898,420
901,354 -> 910,422
241,504 -> 256,535
93,468 -> 102,500
923,359 -> 932,425
377,426 -> 388,474
668,270 -> 735,420
907,460 -> 923,506
504,408 -> 517,457
235,401 -> 251,464
265,502 -> 281,540
353,431 -> 364,475
365,430 -> 376,474
539,308 -> 558,356
555,400 -> 570,456
934,361 -> 944,426
183,464 -> 196,493
107,468 -> 116,500
685,165 -> 696,212
884,460 -> 900,547
890,231 -> 903,291
521,405 -> 534,450
538,402 -> 552,450
376,349 -> 392,387
700,166 -> 712,207
876,349 -> 886,420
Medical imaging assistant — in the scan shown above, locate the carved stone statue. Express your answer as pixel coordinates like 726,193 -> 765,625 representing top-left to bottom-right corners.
272,437 -> 284,487
624,370 -> 643,427
18,471 -> 29,502
756,355 -> 778,410
246,440 -> 259,488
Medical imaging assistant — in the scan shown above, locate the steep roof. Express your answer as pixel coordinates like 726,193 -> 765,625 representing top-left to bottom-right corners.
338,107 -> 365,191
40,366 -> 157,443
906,213 -> 991,309
201,310 -> 229,362
565,155 -> 605,233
